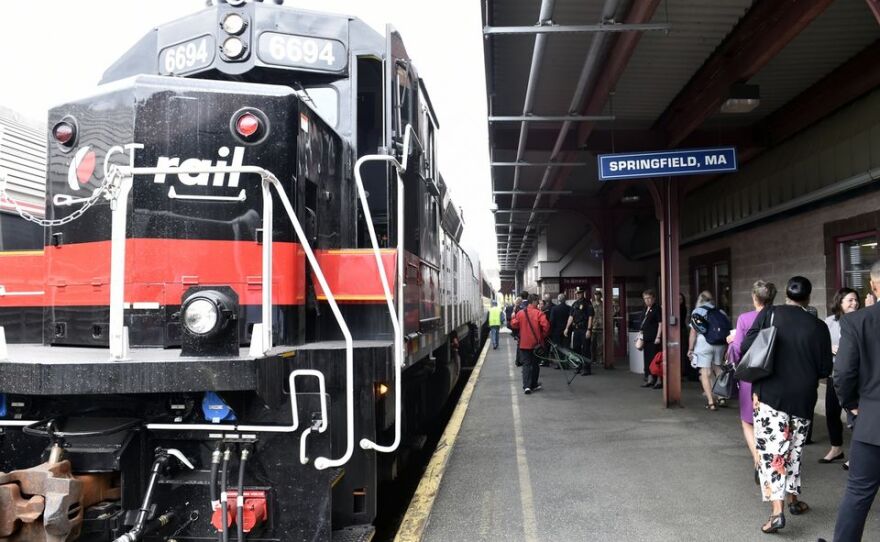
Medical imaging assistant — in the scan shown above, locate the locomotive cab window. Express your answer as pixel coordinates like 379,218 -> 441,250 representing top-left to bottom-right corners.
356,56 -> 392,249
394,63 -> 414,143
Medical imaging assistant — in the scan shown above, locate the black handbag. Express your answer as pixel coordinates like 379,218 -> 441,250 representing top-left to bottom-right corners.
712,363 -> 736,399
523,308 -> 547,358
735,310 -> 776,383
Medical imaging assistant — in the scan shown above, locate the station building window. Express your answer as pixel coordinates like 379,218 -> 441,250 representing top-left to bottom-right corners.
824,210 -> 880,307
689,249 -> 731,315
837,233 -> 878,299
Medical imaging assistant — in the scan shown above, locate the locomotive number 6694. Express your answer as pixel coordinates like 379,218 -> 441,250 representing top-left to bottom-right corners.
0,1 -> 487,541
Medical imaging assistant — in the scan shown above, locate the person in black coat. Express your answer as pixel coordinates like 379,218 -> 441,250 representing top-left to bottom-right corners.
639,289 -> 662,388
742,276 -> 833,534
549,293 -> 571,347
831,261 -> 880,541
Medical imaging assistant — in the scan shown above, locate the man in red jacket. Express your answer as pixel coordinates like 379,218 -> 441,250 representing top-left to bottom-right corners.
511,294 -> 551,394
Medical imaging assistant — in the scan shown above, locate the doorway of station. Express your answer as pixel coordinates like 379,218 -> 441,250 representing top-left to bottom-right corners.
689,248 -> 732,315
560,278 -> 627,358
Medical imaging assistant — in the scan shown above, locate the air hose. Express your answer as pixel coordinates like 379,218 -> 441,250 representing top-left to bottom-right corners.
220,448 -> 232,542
236,446 -> 250,541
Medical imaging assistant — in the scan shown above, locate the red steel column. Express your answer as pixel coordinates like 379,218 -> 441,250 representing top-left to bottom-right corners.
650,179 -> 682,407
662,180 -> 682,406
601,216 -> 615,369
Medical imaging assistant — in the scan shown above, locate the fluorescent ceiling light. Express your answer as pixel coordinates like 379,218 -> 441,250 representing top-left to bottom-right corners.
721,84 -> 760,114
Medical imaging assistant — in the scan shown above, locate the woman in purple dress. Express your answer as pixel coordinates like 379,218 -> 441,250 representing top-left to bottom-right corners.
727,280 -> 777,476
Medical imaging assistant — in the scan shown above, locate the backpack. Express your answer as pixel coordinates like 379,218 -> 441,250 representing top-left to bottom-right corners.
691,307 -> 731,346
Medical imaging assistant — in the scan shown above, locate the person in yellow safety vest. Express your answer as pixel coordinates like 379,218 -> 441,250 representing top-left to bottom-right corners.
488,300 -> 505,350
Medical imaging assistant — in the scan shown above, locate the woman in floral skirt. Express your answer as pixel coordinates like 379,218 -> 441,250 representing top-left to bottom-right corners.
741,276 -> 832,534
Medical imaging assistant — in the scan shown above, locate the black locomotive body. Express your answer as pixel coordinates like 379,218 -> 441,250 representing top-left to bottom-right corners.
0,3 -> 485,541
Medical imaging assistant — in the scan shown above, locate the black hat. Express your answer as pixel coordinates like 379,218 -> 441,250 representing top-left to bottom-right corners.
575,286 -> 585,294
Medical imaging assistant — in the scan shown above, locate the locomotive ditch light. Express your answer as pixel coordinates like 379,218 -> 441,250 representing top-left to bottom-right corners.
230,108 -> 269,144
179,287 -> 239,357
52,118 -> 77,149
221,13 -> 247,35
222,36 -> 246,59
236,113 -> 260,138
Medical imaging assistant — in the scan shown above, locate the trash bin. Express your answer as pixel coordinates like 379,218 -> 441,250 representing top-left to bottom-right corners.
628,331 -> 642,374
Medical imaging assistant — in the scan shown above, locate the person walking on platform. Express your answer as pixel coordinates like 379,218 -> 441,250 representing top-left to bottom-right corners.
487,300 -> 505,350
510,294 -> 550,395
741,276 -> 832,535
680,294 -> 699,382
820,288 -> 859,466
831,262 -> 880,542
688,291 -> 731,407
542,293 -> 553,317
727,280 -> 777,475
639,289 -> 662,388
564,287 -> 593,359
550,293 -> 570,347
512,292 -> 528,367
591,290 -> 605,367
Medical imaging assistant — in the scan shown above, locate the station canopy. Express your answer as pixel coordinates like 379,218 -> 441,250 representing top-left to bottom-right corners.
482,0 -> 880,285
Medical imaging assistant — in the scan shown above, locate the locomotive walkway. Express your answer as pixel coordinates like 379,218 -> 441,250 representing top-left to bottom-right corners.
397,333 -> 879,542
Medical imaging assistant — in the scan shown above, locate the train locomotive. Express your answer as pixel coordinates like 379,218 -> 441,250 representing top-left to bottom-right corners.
0,1 -> 488,540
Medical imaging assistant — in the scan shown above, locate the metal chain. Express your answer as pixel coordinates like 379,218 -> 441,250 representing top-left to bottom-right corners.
0,167 -> 119,228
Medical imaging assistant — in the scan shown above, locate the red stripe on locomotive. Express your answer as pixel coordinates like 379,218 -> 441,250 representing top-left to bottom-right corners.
0,250 -> 46,307
1,242 -> 399,307
313,249 -> 397,302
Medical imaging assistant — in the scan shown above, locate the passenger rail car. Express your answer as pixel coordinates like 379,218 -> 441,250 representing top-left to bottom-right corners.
0,2 -> 484,541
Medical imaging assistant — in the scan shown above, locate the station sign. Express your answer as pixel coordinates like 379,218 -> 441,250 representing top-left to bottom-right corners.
598,147 -> 737,181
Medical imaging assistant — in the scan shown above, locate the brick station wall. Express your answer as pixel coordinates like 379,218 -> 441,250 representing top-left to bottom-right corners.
679,189 -> 880,321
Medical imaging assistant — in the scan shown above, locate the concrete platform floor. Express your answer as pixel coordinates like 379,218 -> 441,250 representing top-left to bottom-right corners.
422,334 -> 880,542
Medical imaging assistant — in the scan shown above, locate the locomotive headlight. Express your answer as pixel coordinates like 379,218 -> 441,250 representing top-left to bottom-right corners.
183,298 -> 221,336
179,288 -> 240,357
222,13 -> 247,35
222,37 -> 246,59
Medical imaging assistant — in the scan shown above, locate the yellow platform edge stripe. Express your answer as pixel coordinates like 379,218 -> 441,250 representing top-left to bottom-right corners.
394,339 -> 491,542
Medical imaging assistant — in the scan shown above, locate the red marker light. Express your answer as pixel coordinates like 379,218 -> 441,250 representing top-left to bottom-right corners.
235,113 -> 260,138
53,122 -> 75,145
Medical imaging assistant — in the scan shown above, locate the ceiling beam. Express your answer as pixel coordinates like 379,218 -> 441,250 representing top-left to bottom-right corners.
490,115 -> 615,122
576,0 -> 662,146
483,23 -> 671,35
492,162 -> 588,168
490,127 -> 581,151
684,38 -> 880,195
542,0 -> 662,208
584,127 -> 759,154
867,0 -> 880,25
758,38 -> 880,148
654,0 -> 835,148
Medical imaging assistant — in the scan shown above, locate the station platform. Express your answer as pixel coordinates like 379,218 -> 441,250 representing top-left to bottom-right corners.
400,333 -> 879,542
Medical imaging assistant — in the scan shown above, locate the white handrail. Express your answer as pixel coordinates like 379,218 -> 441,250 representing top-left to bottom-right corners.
259,180 -> 273,354
354,155 -> 403,453
264,175 -> 354,470
356,123 -> 424,453
237,369 -> 328,433
105,163 -> 356,470
147,368 -> 328,437
108,172 -> 133,360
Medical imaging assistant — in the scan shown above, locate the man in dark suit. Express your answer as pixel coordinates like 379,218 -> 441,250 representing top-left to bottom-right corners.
832,261 -> 880,541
